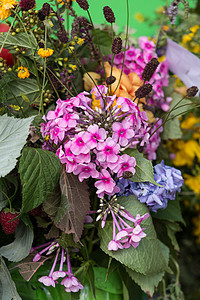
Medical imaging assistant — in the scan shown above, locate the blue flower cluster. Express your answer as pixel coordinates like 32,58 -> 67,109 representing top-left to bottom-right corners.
117,161 -> 184,212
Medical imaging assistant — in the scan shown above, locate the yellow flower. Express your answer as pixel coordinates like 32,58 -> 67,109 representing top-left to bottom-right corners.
190,25 -> 199,33
58,0 -> 75,4
77,38 -> 85,46
18,66 -> 30,79
38,48 -> 54,58
184,172 -> 200,194
69,64 -> 77,71
156,6 -> 165,14
134,13 -> 145,23
10,104 -> 23,111
0,0 -> 17,20
157,56 -> 166,63
181,113 -> 200,140
182,33 -> 193,44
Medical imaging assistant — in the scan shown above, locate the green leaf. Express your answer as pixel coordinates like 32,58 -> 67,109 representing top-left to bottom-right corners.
125,241 -> 169,296
53,168 -> 90,242
58,232 -> 81,249
124,149 -> 160,186
162,117 -> 182,140
0,114 -> 34,177
19,147 -> 62,213
151,198 -> 185,224
99,195 -> 168,276
0,222 -> 33,262
0,182 -> 8,210
0,76 -> 40,116
0,256 -> 22,300
0,32 -> 40,61
94,267 -> 123,294
162,92 -> 191,140
93,28 -> 113,56
80,285 -> 122,300
166,222 -> 181,251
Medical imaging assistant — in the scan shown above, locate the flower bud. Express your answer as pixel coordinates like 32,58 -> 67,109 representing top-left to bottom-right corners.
122,171 -> 133,179
135,84 -> 152,99
186,86 -> 199,97
76,0 -> 89,10
106,75 -> 116,85
103,6 -> 115,23
142,58 -> 159,82
112,37 -> 122,55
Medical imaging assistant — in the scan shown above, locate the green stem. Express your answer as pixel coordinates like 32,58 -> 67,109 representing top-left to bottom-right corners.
111,0 -> 129,95
87,10 -> 106,77
0,15 -> 17,54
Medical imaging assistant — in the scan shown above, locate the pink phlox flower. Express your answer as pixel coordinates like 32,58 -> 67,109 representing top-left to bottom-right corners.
108,240 -> 123,251
73,163 -> 99,182
38,276 -> 56,287
112,121 -> 135,146
61,275 -> 84,293
50,126 -> 65,145
116,225 -> 146,248
75,152 -> 91,164
112,154 -> 136,177
97,185 -> 120,199
91,85 -> 108,101
70,131 -> 91,155
95,169 -> 118,196
86,124 -> 107,149
139,36 -> 155,52
56,146 -> 69,164
47,101 -> 65,120
58,113 -> 79,129
96,137 -> 120,163
117,97 -> 136,112
52,271 -> 67,281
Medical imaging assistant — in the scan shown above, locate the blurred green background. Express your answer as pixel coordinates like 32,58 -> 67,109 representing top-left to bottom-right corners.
35,0 -> 162,37
36,0 -> 197,37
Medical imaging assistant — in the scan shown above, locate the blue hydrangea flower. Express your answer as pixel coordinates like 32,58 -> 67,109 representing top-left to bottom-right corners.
117,161 -> 184,212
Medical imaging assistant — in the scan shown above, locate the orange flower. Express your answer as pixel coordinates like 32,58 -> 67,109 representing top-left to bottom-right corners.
38,48 -> 54,58
104,62 -> 145,103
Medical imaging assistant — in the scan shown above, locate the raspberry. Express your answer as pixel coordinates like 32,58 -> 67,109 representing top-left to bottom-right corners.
0,210 -> 19,234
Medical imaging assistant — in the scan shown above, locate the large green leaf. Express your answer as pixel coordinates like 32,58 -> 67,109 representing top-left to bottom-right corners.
99,195 -> 169,276
0,222 -> 33,262
19,147 -> 62,213
93,28 -> 113,56
151,197 -> 185,224
0,114 -> 34,177
125,241 -> 169,296
93,267 -> 123,294
0,75 -> 40,115
0,256 -> 22,300
124,149 -> 160,186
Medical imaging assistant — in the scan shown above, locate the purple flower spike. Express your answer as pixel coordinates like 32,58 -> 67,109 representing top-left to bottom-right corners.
52,248 -> 67,281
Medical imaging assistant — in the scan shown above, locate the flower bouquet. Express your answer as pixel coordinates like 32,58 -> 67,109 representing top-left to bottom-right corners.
0,0 -> 198,299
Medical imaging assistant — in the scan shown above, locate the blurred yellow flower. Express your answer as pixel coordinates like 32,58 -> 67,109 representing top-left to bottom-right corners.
184,172 -> 200,194
18,66 -> 30,79
38,48 -> 54,58
134,13 -> 145,22
0,0 -> 17,20
77,38 -> 85,45
190,25 -> 199,33
193,214 -> 200,244
10,104 -> 23,111
182,33 -> 193,44
181,113 -> 200,140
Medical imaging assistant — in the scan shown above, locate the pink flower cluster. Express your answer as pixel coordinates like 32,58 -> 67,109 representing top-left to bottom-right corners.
144,118 -> 163,160
31,242 -> 83,293
112,36 -> 171,111
97,196 -> 149,251
41,85 -> 151,198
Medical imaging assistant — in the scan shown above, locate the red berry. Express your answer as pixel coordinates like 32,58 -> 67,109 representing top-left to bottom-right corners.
0,210 -> 19,234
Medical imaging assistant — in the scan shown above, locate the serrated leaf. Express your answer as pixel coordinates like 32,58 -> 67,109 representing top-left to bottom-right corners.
0,114 -> 34,177
19,147 -> 62,213
0,256 -> 22,300
13,254 -> 50,282
58,232 -> 81,249
0,76 -> 40,116
99,195 -> 168,275
93,28 -> 113,56
94,267 -> 123,294
151,197 -> 185,224
125,241 -> 169,296
43,185 -> 61,220
0,222 -> 33,262
162,117 -> 182,140
54,168 -> 90,242
124,149 -> 160,186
